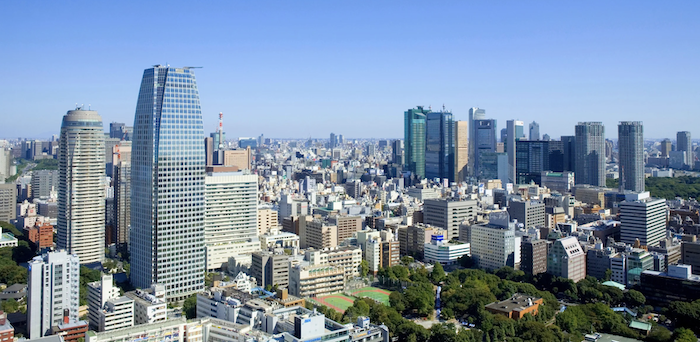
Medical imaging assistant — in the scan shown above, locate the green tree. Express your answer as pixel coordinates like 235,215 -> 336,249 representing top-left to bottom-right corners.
182,294 -> 197,319
623,289 -> 646,307
673,328 -> 697,342
646,325 -> 672,342
1,298 -> 19,313
360,259 -> 369,277
459,254 -> 474,268
401,256 -> 414,266
404,282 -> 435,317
389,291 -> 406,313
430,262 -> 445,284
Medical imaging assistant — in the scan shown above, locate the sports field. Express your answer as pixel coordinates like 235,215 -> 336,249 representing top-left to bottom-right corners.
314,293 -> 356,313
349,287 -> 391,305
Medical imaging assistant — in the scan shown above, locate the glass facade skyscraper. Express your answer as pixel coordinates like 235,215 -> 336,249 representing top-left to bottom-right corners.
425,111 -> 454,181
57,108 -> 105,265
618,122 -> 644,192
404,106 -> 429,178
677,131 -> 693,168
130,66 -> 206,302
575,122 -> 605,187
473,119 -> 497,179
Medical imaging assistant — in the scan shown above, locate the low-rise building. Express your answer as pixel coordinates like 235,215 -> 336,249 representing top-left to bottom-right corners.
305,246 -> 362,279
639,264 -> 700,308
289,264 -> 345,298
87,274 -> 134,332
260,227 -> 300,249
485,294 -> 543,319
251,250 -> 289,290
423,234 -> 470,266
124,284 -> 167,325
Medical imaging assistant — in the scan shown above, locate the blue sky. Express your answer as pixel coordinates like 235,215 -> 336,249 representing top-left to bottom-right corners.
1,1 -> 698,140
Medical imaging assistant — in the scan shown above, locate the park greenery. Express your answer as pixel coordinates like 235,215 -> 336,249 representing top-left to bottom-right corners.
607,176 -> 700,199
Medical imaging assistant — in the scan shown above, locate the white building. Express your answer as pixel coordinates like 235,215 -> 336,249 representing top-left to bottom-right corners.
423,235 -> 470,266
260,227 -> 300,249
0,229 -> 17,248
205,171 -> 261,271
619,192 -> 668,247
57,108 -> 106,264
196,289 -> 241,323
470,212 -> 516,270
124,284 -> 167,325
88,274 -> 134,332
547,237 -> 586,282
27,250 -> 83,339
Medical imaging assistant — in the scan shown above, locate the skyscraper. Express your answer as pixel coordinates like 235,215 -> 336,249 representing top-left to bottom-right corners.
473,119 -> 497,179
660,138 -> 672,158
57,108 -> 105,265
425,111 -> 454,181
620,192 -> 667,247
529,121 -> 540,141
618,122 -> 644,192
575,122 -> 606,187
468,107 -> 486,176
130,66 -> 206,302
506,120 -> 523,183
677,131 -> 692,168
391,139 -> 403,165
454,121 -> 468,182
329,133 -> 337,149
404,106 -> 429,178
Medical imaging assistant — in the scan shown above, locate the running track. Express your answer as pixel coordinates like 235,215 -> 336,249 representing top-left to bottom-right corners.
351,288 -> 391,296
314,295 -> 355,313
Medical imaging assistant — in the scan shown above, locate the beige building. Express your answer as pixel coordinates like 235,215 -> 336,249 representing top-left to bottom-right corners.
455,121 -> 468,183
305,246 -> 362,279
574,186 -> 608,207
289,263 -> 345,297
223,147 -> 252,171
397,223 -> 440,259
330,215 -> 362,242
300,217 -> 338,249
257,207 -> 279,235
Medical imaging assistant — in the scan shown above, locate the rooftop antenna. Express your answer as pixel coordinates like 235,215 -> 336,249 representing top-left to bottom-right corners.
217,112 -> 224,150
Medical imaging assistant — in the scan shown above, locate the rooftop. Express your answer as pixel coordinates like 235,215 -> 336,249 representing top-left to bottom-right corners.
485,294 -> 542,313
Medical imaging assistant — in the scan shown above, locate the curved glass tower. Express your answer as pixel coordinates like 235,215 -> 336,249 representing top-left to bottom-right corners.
130,66 -> 206,302
57,108 -> 105,265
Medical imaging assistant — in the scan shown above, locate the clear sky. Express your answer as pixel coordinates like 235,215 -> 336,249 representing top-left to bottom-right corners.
1,1 -> 698,140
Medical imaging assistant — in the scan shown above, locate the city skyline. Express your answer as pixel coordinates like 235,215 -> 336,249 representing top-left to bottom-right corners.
1,1 -> 699,140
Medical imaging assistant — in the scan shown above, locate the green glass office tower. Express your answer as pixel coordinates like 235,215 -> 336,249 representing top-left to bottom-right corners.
130,66 -> 206,302
404,106 -> 430,178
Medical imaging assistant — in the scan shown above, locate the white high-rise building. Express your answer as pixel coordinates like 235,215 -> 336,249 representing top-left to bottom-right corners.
57,108 -> 105,265
470,212 -> 516,270
205,171 -> 260,271
27,250 -> 82,339
130,66 -> 206,302
620,192 -> 668,247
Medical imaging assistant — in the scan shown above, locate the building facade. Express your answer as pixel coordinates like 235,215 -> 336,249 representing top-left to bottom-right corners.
618,122 -> 645,192
677,131 -> 693,168
547,237 -> 586,282
130,66 -> 206,301
425,111 -> 455,182
575,122 -> 606,186
404,107 -> 429,178
423,199 -> 477,241
57,108 -> 105,265
619,192 -> 667,247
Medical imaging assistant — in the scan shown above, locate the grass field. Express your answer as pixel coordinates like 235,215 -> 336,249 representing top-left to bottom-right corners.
314,293 -> 356,313
350,287 -> 391,305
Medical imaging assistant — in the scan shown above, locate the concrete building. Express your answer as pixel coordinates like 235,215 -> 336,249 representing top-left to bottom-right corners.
31,170 -> 58,200
330,215 -> 362,243
508,200 -> 545,229
289,263 -> 345,298
681,241 -> 700,275
677,131 -> 693,168
204,171 -> 260,271
423,199 -> 477,241
541,171 -> 575,193
278,194 -> 310,221
423,234 -> 470,266
299,218 -> 338,249
639,265 -> 700,308
660,138 -> 672,158
470,212 -> 516,270
381,240 -> 401,270
251,250 -> 289,290
575,122 -> 606,187
257,207 -> 278,235
485,294 -> 543,320
0,311 -> 14,342
619,192 -> 667,247
223,148 -> 252,170
88,274 -> 134,332
547,237 -> 586,282
260,227 -> 300,250
397,223 -> 440,259
124,284 -> 167,325
618,122 -> 645,192
24,222 -> 53,250
130,66 -> 207,302
0,184 -> 14,223
112,161 -> 130,250
28,251 -> 83,340
305,246 -> 362,279
520,237 -> 548,275
57,108 -> 105,265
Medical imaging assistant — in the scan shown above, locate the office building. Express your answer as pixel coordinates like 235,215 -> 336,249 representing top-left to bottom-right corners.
575,122 -> 606,186
205,171 -> 260,271
470,212 -> 516,270
639,265 -> 700,308
541,171 -> 575,193
618,122 -> 644,192
251,251 -> 290,290
677,131 -> 693,168
586,243 -> 618,280
404,106 -> 429,178
423,199 -> 477,241
529,121 -> 540,141
0,184 -> 15,223
28,251 -> 83,340
305,246 -> 363,279
109,122 -> 132,140
391,140 -> 403,165
423,234 -> 470,266
521,237 -> 548,275
31,170 -> 58,200
0,148 -> 15,181
330,215 -> 362,242
88,274 -> 134,332
278,194 -> 309,221
473,119 -> 498,179
124,285 -> 167,325
660,138 -> 672,158
454,121 -> 468,182
113,162 -> 130,250
57,108 -> 105,265
130,66 -> 206,301
299,218 -> 338,249
425,111 -> 454,181
257,207 -> 278,235
508,200 -> 545,229
619,192 -> 667,247
397,223 -> 441,259
468,107 -> 486,175
260,227 -> 299,249
547,237 -> 586,282
289,263 -> 345,297
681,241 -> 700,275
506,120 -> 524,183
515,140 -> 550,184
